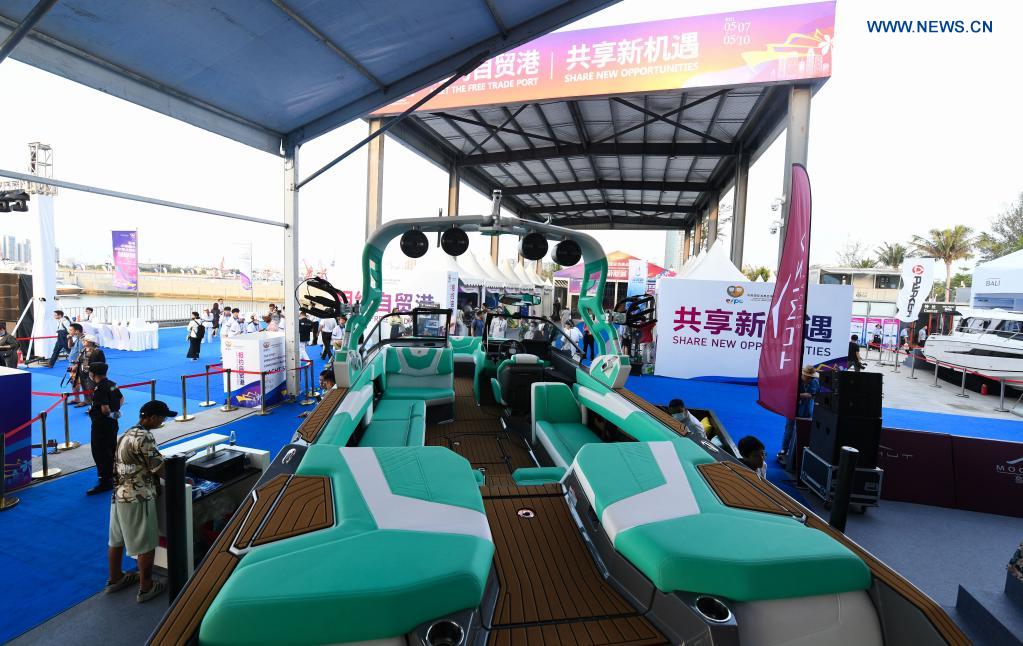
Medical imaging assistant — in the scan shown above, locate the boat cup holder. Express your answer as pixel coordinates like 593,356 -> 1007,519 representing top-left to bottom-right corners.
425,620 -> 464,646
694,596 -> 732,623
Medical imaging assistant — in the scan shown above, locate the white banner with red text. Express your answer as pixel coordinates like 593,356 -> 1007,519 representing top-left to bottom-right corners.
654,279 -> 853,381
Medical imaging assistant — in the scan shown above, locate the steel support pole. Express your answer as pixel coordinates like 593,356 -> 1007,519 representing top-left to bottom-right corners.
996,379 -> 1010,412
200,365 -> 217,406
283,142 -> 302,398
692,218 -> 703,256
777,85 -> 812,263
706,194 -> 720,250
259,371 -> 271,415
0,0 -> 60,65
829,446 -> 858,533
956,369 -> 970,398
31,411 -> 60,479
164,455 -> 189,604
150,380 -> 156,401
447,160 -> 460,217
730,151 -> 750,269
931,362 -> 942,388
220,368 -> 238,412
365,119 -> 385,238
490,235 -> 499,263
175,376 -> 195,421
909,352 -> 918,379
299,362 -> 315,405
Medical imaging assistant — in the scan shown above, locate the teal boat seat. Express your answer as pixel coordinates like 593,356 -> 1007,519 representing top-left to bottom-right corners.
512,466 -> 566,486
568,442 -> 871,602
381,346 -> 455,406
360,418 -> 425,447
531,382 -> 601,468
372,398 -> 426,422
199,445 -> 494,645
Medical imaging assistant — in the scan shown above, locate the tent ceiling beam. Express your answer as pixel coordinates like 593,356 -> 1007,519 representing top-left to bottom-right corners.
523,202 -> 695,215
438,111 -> 573,147
592,88 -> 730,145
567,99 -> 612,226
501,179 -> 712,195
0,0 -> 57,65
500,105 -> 573,208
463,104 -> 527,156
457,141 -> 736,166
611,96 -> 728,146
481,0 -> 509,38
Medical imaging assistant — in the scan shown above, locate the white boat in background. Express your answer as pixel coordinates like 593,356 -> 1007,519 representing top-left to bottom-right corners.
923,308 -> 1023,378
56,282 -> 84,297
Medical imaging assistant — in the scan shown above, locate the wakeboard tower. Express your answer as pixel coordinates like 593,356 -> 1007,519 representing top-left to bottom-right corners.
150,193 -> 967,645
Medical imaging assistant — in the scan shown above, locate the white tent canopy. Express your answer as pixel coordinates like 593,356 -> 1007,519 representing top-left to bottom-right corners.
477,253 -> 510,288
501,260 -> 531,289
677,243 -> 747,282
513,262 -> 538,289
457,252 -> 500,288
525,264 -> 547,288
972,249 -> 1023,311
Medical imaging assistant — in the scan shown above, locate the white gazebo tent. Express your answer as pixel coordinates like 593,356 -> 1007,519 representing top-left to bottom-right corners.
972,249 -> 1023,311
456,251 -> 499,309
677,243 -> 748,282
475,252 -> 510,307
501,259 -> 532,290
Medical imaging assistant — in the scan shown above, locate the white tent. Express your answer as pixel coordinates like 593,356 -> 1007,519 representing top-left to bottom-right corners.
524,263 -> 546,287
677,243 -> 747,282
477,252 -> 510,288
501,259 -> 531,290
972,249 -> 1023,311
513,262 -> 538,289
457,252 -> 502,289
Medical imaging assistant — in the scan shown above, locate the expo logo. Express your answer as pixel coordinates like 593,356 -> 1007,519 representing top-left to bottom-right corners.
725,298 -> 744,304
726,285 -> 745,297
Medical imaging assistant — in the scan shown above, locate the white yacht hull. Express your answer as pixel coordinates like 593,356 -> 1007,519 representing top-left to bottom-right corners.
923,334 -> 1023,379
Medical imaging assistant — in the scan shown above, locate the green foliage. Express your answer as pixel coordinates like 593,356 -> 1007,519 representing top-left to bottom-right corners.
909,226 -> 976,301
875,242 -> 907,268
835,240 -> 873,267
976,192 -> 1023,261
742,265 -> 771,282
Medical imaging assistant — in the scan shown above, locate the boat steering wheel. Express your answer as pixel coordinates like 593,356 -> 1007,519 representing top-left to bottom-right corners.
498,339 -> 524,359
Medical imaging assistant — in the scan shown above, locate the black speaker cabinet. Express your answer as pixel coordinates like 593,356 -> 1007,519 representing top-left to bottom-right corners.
0,272 -> 19,323
808,407 -> 881,469
817,371 -> 882,418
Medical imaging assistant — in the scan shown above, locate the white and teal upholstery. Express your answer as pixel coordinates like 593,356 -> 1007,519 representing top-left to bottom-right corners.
568,441 -> 872,602
490,353 -> 540,406
199,445 -> 494,645
531,382 -> 601,468
317,383 -> 375,446
381,346 -> 454,406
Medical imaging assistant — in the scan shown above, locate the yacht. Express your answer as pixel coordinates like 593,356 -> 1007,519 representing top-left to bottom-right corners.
923,308 -> 1023,378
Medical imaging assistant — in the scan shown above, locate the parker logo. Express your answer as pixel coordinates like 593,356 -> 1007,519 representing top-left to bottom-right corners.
905,272 -> 924,315
726,285 -> 745,297
911,264 -> 925,276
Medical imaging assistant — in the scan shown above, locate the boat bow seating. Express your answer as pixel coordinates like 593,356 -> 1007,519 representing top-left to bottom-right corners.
568,441 -> 872,602
360,399 -> 427,447
199,445 -> 494,645
381,346 -> 455,406
531,382 -> 601,468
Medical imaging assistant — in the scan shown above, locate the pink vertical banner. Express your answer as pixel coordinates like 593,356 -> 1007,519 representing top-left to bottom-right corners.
111,230 -> 138,291
758,164 -> 812,418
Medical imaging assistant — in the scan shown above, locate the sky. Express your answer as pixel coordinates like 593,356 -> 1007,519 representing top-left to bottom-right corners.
1,0 -> 1021,283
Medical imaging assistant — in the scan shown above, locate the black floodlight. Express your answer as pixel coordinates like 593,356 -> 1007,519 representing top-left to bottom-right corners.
440,226 -> 469,256
11,200 -> 28,212
552,239 -> 582,266
0,190 -> 30,213
400,229 -> 429,258
0,202 -> 9,213
519,232 -> 548,261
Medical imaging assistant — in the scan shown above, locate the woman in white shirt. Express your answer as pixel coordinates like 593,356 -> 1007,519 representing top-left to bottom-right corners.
200,309 -> 214,343
186,312 -> 202,361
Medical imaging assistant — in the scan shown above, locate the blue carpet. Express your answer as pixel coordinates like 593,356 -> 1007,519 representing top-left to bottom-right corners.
24,328 -> 333,456
0,401 -> 307,644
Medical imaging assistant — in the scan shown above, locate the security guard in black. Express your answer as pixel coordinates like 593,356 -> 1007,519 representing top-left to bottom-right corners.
87,362 -> 122,495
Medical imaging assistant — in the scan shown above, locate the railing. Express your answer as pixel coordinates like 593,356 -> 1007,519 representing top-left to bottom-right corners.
64,303 -> 210,323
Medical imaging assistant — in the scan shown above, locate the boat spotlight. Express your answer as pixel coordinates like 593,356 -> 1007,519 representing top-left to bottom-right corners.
400,228 -> 429,258
552,239 -> 582,266
440,226 -> 469,256
519,232 -> 548,261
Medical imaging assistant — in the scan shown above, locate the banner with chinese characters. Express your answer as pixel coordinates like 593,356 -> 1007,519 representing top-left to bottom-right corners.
654,279 -> 852,381
327,269 -> 454,319
627,259 -> 648,297
111,230 -> 138,291
373,2 -> 835,115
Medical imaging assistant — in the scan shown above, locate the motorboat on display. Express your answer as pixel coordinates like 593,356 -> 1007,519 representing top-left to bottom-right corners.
55,281 -> 84,297
150,200 -> 968,645
923,308 -> 1023,378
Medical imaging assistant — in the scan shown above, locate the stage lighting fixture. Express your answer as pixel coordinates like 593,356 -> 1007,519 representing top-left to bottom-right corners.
440,226 -> 469,256
552,239 -> 582,266
0,202 -> 9,213
11,201 -> 27,212
400,229 -> 429,258
519,232 -> 548,261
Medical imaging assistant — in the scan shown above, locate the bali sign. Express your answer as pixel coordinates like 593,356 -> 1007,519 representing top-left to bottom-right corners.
374,2 -> 835,115
654,279 -> 852,381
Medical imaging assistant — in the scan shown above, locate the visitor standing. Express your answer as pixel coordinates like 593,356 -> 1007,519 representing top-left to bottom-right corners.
186,312 -> 202,361
388,309 -> 403,339
67,323 -> 85,406
0,322 -> 18,368
80,334 -> 105,404
778,365 -> 820,465
78,307 -> 94,322
210,301 -> 221,339
200,309 -> 214,343
47,309 -> 71,368
318,316 -> 337,359
899,326 -> 909,349
86,362 -> 123,495
582,324 -> 595,360
847,335 -> 865,372
471,311 -> 485,337
105,399 -> 176,603
917,325 -> 928,346
298,312 -> 315,345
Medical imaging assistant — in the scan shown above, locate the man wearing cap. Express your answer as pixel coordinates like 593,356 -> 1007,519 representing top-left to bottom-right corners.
778,365 -> 820,465
105,399 -> 175,603
79,334 -> 106,406
0,322 -> 19,368
86,362 -> 124,495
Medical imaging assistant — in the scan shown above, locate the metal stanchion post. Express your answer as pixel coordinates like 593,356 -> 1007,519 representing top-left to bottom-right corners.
299,362 -> 315,406
199,365 -> 217,407
909,352 -> 918,379
996,379 -> 1010,413
175,376 -> 196,421
31,412 -> 61,479
931,361 -> 942,388
164,455 -> 189,604
58,393 -> 80,451
259,371 -> 271,415
956,369 -> 970,398
149,380 -> 156,401
892,347 -> 900,373
220,368 -> 238,412
829,446 -> 858,533
1,432 -> 20,511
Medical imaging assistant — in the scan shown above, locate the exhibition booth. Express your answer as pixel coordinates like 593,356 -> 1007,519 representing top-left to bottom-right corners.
556,250 -> 674,310
971,248 -> 1023,311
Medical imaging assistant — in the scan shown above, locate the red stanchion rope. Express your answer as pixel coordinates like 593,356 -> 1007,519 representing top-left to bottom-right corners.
8,395 -> 67,436
15,335 -> 58,341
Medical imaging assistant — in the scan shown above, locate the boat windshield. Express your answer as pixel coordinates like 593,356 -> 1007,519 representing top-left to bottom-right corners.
359,307 -> 451,354
483,312 -> 584,358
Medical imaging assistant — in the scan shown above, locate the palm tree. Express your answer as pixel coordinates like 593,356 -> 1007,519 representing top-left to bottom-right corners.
875,242 -> 907,268
741,265 -> 771,282
909,226 -> 976,301
852,258 -> 877,269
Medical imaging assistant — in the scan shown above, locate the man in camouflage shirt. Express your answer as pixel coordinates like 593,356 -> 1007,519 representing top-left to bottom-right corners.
105,400 -> 177,603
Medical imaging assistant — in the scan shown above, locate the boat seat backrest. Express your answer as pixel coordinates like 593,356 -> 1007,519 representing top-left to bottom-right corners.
383,346 -> 453,391
316,383 -> 375,446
